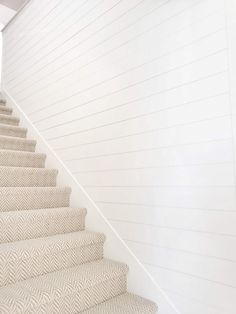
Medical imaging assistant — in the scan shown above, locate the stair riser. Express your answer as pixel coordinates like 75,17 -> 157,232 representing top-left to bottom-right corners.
0,128 -> 27,138
0,170 -> 58,187
0,117 -> 19,126
0,152 -> 46,168
0,210 -> 86,243
0,139 -> 35,152
25,275 -> 127,313
0,243 -> 104,287
0,190 -> 70,212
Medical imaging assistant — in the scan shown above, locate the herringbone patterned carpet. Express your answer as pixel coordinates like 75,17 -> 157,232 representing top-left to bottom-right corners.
0,98 -> 157,313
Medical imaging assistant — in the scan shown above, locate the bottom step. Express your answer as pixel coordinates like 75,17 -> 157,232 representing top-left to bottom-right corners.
82,293 -> 158,314
0,259 -> 128,313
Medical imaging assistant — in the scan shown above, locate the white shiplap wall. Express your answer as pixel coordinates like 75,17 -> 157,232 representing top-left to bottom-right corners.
2,0 -> 236,313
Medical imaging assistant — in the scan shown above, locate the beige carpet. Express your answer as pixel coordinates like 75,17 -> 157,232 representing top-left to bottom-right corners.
0,99 -> 157,313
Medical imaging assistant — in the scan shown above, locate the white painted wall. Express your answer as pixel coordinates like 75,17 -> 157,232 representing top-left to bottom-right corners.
2,0 -> 236,313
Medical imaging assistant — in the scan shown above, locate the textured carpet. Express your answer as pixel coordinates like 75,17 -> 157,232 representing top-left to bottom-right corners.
0,99 -> 157,313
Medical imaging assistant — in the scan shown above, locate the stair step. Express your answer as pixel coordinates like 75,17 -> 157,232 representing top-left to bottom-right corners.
0,114 -> 19,126
0,259 -> 128,313
0,99 -> 6,106
0,231 -> 105,287
82,293 -> 158,314
0,150 -> 46,167
0,105 -> 12,116
0,186 -> 71,212
0,167 -> 58,187
0,124 -> 27,138
0,135 -> 36,151
0,207 -> 86,243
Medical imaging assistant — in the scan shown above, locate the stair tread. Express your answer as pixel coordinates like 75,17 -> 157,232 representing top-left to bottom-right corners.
0,259 -> 128,312
0,230 -> 105,254
0,105 -> 11,109
0,114 -> 19,125
0,149 -> 46,167
0,100 -> 6,105
0,123 -> 27,132
0,135 -> 36,152
0,186 -> 71,212
0,207 -> 87,243
0,134 -> 35,144
82,293 -> 158,314
0,230 -> 105,286
0,113 -> 18,119
0,166 -> 58,187
0,149 -> 45,157
0,106 -> 12,115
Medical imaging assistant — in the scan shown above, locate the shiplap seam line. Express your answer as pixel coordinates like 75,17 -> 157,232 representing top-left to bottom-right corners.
5,0 -> 205,83
62,137 -> 232,162
46,113 -> 230,142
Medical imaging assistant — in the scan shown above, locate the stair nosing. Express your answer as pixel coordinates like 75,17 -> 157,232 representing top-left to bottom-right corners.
0,166 -> 58,173
0,207 -> 87,217
0,186 -> 71,193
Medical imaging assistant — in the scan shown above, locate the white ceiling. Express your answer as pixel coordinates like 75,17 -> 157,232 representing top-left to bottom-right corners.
0,0 -> 27,30
0,0 -> 26,11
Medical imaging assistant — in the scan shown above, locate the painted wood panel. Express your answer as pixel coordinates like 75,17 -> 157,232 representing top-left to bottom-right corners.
2,0 -> 236,313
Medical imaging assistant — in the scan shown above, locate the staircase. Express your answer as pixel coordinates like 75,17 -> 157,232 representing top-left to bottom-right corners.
0,99 -> 157,313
